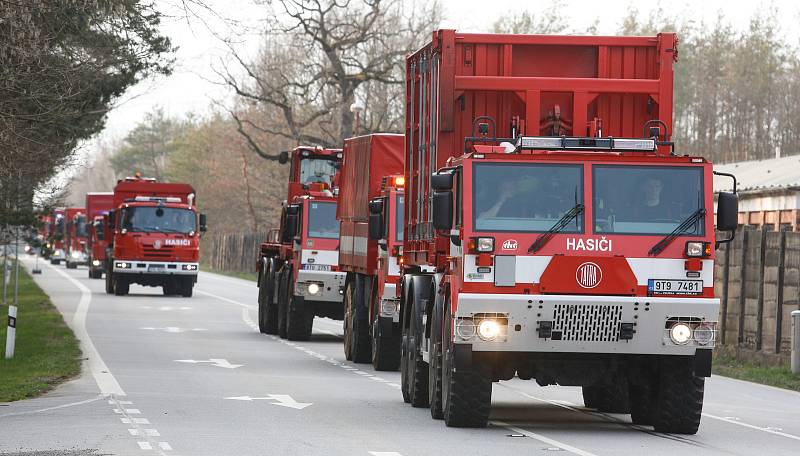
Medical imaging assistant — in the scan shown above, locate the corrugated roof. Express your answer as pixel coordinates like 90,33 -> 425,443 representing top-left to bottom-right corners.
713,155 -> 800,193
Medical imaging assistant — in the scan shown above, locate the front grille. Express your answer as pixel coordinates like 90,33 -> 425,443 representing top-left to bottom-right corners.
552,303 -> 623,342
142,244 -> 174,259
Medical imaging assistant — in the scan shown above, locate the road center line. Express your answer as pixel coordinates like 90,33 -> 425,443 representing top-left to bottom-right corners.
491,420 -> 599,456
196,289 -> 256,309
702,412 -> 800,442
44,262 -> 125,397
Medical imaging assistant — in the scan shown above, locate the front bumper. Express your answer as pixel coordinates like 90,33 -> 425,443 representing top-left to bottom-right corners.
294,269 -> 345,303
113,260 -> 199,276
454,293 -> 719,356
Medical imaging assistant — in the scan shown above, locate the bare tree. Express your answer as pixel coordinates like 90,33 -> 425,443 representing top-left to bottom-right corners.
219,0 -> 441,157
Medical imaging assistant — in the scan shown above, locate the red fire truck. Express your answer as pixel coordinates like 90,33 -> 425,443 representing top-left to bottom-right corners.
47,208 -> 66,264
397,31 -> 738,434
86,192 -> 114,278
256,146 -> 345,341
337,134 -> 406,369
64,207 -> 88,269
105,177 -> 206,297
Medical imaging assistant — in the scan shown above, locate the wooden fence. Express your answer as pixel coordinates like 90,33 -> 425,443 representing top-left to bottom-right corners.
201,231 -> 267,273
206,227 -> 800,363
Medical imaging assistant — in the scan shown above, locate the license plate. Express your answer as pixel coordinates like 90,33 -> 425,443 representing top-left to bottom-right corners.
302,264 -> 331,271
148,264 -> 165,271
648,279 -> 702,295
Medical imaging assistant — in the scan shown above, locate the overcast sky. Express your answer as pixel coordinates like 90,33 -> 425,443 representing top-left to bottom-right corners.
84,0 -> 800,162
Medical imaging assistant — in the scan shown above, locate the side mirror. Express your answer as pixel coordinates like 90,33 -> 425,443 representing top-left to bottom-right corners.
199,213 -> 207,233
716,192 -> 738,232
368,199 -> 384,240
432,191 -> 453,231
278,151 -> 289,164
431,172 -> 453,191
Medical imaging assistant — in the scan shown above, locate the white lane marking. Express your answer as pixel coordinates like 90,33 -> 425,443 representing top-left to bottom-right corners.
114,408 -> 141,414
703,412 -> 800,442
174,358 -> 243,369
195,289 -> 255,309
110,400 -> 133,405
369,453 -> 403,456
137,442 -> 152,450
158,442 -> 173,451
492,421 -> 599,456
225,394 -> 313,409
121,418 -> 151,424
140,326 -> 207,333
45,263 -> 126,396
0,394 -> 105,418
128,429 -> 161,437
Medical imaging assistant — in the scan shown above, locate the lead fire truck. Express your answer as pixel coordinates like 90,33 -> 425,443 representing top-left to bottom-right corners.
337,134 -> 405,369
256,147 -> 345,341
47,208 -> 66,264
397,31 -> 738,434
105,177 -> 206,297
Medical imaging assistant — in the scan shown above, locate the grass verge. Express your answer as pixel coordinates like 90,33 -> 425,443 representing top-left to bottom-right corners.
0,262 -> 81,402
713,352 -> 800,392
202,266 -> 257,282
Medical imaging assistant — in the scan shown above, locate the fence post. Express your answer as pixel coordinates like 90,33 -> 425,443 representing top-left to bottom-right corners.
776,230 -> 787,353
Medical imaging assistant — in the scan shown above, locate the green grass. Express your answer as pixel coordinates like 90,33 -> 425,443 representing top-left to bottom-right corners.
713,353 -> 800,392
202,266 -> 257,282
0,263 -> 81,402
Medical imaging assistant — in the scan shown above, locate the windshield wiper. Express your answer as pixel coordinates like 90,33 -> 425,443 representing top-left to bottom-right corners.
648,208 -> 706,256
527,203 -> 584,253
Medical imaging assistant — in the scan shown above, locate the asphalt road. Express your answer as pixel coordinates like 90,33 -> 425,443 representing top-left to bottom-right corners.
2,258 -> 800,456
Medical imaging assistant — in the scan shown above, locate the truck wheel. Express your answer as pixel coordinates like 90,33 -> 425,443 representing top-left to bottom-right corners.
371,310 -> 401,371
428,288 -> 445,420
652,356 -> 705,434
345,275 -> 371,363
441,303 -> 491,428
105,271 -> 114,294
400,276 -> 430,408
629,382 -> 656,426
258,260 -> 278,334
343,279 -> 355,360
180,277 -> 193,297
277,268 -> 290,339
582,380 -> 630,413
114,277 -> 129,296
286,294 -> 313,341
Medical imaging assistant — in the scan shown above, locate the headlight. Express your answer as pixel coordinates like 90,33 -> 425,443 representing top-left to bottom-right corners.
307,283 -> 320,295
685,241 -> 709,257
669,322 -> 693,345
455,318 -> 476,340
476,237 -> 494,252
115,262 -> 131,269
477,319 -> 501,341
71,251 -> 81,259
694,323 -> 715,345
92,260 -> 101,266
380,299 -> 398,317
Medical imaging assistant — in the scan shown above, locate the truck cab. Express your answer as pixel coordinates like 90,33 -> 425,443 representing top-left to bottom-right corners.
64,207 -> 88,269
86,192 -> 114,279
105,177 -> 206,297
48,209 -> 66,265
257,146 -> 344,340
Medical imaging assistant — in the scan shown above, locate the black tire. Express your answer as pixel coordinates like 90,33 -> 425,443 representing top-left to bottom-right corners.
286,293 -> 313,341
277,267 -> 290,339
629,382 -> 656,426
400,276 -> 430,408
258,261 -> 275,334
343,278 -> 355,361
262,260 -> 279,334
652,356 -> 705,434
114,276 -> 129,296
441,303 -> 492,428
428,288 -> 444,420
345,275 -> 371,363
105,271 -> 114,294
582,381 -> 630,413
180,277 -> 193,297
371,310 -> 401,371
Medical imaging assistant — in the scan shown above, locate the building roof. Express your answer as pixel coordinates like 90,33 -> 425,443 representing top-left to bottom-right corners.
713,155 -> 800,193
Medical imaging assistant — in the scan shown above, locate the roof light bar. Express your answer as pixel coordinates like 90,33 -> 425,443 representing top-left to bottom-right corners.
134,196 -> 182,203
515,136 -> 656,152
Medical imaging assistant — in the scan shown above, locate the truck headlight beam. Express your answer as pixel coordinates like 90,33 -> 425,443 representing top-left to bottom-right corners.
669,322 -> 693,345
477,319 -> 501,341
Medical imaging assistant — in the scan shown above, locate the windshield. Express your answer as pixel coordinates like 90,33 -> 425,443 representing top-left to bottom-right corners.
121,207 -> 197,234
307,201 -> 339,239
300,158 -> 338,187
473,163 -> 583,232
395,194 -> 404,242
593,165 -> 704,235
75,215 -> 87,238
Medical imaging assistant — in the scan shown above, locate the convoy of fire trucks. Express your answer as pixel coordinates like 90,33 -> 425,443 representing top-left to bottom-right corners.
36,29 -> 740,437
